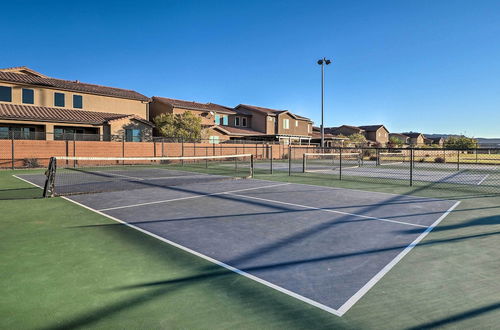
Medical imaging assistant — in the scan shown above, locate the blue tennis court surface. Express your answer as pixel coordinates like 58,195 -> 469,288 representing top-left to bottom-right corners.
17,174 -> 459,316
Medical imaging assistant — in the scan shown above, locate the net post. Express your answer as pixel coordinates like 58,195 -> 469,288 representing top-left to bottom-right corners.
410,148 -> 413,186
270,145 -> 273,174
339,148 -> 343,180
302,153 -> 306,173
250,154 -> 254,178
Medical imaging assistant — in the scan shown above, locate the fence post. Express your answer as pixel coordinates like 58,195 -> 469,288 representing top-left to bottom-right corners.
410,148 -> 413,186
161,138 -> 165,156
181,138 -> 184,166
376,148 -> 380,166
11,131 -> 14,170
121,132 -> 125,166
270,145 -> 273,174
457,150 -> 460,171
288,145 -> 292,176
74,132 -> 77,167
339,147 -> 343,180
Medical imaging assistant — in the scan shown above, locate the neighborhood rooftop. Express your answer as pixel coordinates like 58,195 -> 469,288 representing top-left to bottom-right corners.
0,67 -> 149,101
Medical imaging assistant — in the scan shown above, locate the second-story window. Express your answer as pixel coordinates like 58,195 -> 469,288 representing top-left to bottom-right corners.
295,120 -> 298,127
214,114 -> 220,124
242,117 -> 247,127
222,115 -> 228,125
0,86 -> 12,102
73,95 -> 83,109
22,89 -> 34,104
283,119 -> 289,129
235,117 -> 240,126
54,93 -> 65,107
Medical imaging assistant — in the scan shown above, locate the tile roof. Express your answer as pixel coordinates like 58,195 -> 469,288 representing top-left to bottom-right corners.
0,68 -> 149,101
153,97 -> 235,114
358,125 -> 387,132
235,104 -> 312,121
236,104 -> 286,115
212,125 -> 265,136
0,103 -> 153,126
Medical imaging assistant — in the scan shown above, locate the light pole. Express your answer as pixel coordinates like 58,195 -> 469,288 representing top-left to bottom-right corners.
317,57 -> 331,148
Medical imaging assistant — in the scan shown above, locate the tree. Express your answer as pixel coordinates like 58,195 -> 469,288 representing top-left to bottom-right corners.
444,136 -> 478,149
154,112 -> 203,141
348,133 -> 367,146
388,136 -> 404,147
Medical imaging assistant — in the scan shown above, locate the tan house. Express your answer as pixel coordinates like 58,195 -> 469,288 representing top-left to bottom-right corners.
358,125 -> 389,145
0,66 -> 152,141
233,104 -> 313,144
328,124 -> 390,146
424,136 -> 445,147
402,132 -> 426,146
149,98 -> 313,143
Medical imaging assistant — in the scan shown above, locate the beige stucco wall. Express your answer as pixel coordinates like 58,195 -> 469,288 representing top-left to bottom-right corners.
0,82 -> 148,119
276,113 -> 310,136
366,128 -> 389,145
108,117 -> 153,140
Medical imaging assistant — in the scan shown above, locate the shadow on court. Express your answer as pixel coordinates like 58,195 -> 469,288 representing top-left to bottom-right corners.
41,215 -> 500,330
0,187 -> 43,200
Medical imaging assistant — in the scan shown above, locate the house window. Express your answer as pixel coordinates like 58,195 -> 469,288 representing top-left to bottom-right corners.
308,124 -> 311,133
214,114 -> 220,124
235,117 -> 240,126
295,120 -> 298,127
0,86 -> 12,102
54,93 -> 65,107
10,127 -> 34,139
125,128 -> 142,142
209,136 -> 220,144
242,117 -> 247,127
283,119 -> 289,129
73,95 -> 83,109
222,115 -> 228,125
22,89 -> 34,104
0,127 -> 9,139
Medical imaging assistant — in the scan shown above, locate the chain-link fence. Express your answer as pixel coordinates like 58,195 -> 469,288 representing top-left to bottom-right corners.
2,132 -> 499,193
284,146 -> 500,193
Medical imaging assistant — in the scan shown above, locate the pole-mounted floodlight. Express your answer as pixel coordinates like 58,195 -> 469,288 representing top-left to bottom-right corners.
317,57 -> 332,148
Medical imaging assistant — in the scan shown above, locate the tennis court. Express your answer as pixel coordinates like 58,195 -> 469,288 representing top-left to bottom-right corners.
17,156 -> 460,316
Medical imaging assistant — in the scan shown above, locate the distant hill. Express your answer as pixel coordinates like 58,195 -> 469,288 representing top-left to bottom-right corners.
424,134 -> 500,147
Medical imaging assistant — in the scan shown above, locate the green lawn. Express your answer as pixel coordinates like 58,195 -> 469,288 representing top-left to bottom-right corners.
1,169 -> 500,329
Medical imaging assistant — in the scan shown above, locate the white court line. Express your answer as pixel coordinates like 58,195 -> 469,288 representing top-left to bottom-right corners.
336,200 -> 461,315
98,183 -> 291,211
12,173 -> 461,317
477,174 -> 489,186
228,193 -> 428,228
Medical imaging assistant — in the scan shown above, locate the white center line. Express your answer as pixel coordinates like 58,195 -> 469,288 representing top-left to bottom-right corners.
98,183 -> 291,211
228,192 -> 428,228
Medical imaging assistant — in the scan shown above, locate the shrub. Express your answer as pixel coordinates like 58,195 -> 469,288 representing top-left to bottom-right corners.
418,158 -> 425,163
23,158 -> 40,168
369,156 -> 377,161
434,157 -> 445,163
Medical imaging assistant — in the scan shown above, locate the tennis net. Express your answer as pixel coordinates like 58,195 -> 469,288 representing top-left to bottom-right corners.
43,154 -> 254,197
378,152 -> 409,166
303,152 -> 361,172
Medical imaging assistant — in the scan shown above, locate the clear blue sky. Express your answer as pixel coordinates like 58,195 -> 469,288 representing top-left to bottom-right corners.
2,0 -> 499,137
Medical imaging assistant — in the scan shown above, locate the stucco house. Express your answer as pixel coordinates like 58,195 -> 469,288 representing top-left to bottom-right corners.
0,66 -> 152,141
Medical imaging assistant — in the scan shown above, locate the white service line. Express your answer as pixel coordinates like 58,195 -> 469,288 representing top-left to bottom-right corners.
476,174 -> 489,186
336,200 -> 461,315
228,192 -> 428,228
98,183 -> 291,211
